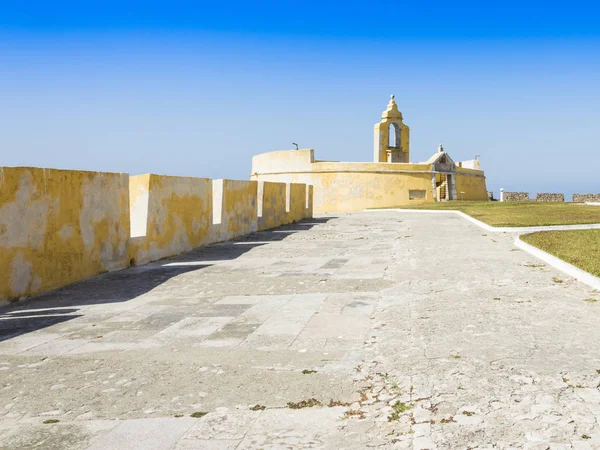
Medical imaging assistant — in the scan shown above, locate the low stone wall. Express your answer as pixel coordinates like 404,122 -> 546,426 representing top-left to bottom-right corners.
536,193 -> 565,202
503,192 -> 530,202
1,167 -> 313,302
573,194 -> 600,203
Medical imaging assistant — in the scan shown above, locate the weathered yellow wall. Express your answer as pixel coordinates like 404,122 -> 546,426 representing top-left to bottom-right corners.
251,149 -> 315,175
212,179 -> 258,241
258,181 -> 287,231
0,167 -> 130,301
251,150 -> 488,212
129,174 -> 212,265
252,167 -> 435,213
455,169 -> 489,201
288,183 -> 307,222
0,168 -> 312,302
305,185 -> 314,219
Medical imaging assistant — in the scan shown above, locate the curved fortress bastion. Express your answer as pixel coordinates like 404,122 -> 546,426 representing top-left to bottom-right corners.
251,96 -> 488,213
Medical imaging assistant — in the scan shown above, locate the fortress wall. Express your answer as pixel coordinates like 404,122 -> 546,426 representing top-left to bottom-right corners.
129,174 -> 213,265
306,185 -> 314,218
251,150 -> 488,212
288,183 -> 308,223
258,181 -> 287,231
252,149 -> 315,174
1,169 -> 313,302
212,179 -> 259,242
257,182 -> 312,232
0,167 -> 130,301
454,171 -> 489,201
253,170 -> 435,213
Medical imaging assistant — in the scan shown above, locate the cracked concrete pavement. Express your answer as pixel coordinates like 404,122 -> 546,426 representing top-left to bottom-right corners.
1,211 -> 600,449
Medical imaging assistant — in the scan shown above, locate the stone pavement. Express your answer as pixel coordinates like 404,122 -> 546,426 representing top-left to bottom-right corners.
1,211 -> 600,449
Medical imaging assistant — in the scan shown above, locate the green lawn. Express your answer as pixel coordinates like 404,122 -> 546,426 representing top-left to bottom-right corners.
521,229 -> 600,277
392,201 -> 600,227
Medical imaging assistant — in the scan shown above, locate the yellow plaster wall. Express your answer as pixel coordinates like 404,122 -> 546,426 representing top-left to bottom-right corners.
258,181 -> 287,231
305,186 -> 314,219
287,183 -> 307,222
129,174 -> 212,265
0,167 -> 129,301
251,149 -> 314,175
1,167 -> 312,302
253,170 -> 434,213
251,150 -> 488,212
454,170 -> 489,201
214,180 -> 259,241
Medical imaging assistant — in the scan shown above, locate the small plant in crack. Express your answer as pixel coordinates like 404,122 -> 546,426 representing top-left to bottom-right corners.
461,411 -> 475,416
287,398 -> 322,409
174,414 -> 184,418
584,298 -> 598,303
387,401 -> 413,422
190,411 -> 208,418
328,399 -> 351,407
301,369 -> 317,374
344,409 -> 366,419
250,404 -> 266,411
440,416 -> 456,424
451,354 -> 461,359
582,434 -> 591,439
493,297 -> 501,301
43,419 -> 59,424
552,277 -> 564,284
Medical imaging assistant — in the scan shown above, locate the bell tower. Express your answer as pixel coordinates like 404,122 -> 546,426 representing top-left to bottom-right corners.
373,95 -> 410,163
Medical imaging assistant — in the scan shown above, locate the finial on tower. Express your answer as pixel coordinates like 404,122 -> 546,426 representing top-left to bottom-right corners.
381,94 -> 402,119
438,144 -> 444,153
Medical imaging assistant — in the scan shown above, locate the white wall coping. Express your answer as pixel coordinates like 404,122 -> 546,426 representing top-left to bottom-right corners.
514,236 -> 600,291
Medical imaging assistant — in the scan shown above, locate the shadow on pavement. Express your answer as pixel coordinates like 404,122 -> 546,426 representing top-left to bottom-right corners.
0,217 -> 337,343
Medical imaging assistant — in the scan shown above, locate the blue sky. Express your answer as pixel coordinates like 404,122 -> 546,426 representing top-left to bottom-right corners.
1,1 -> 599,197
